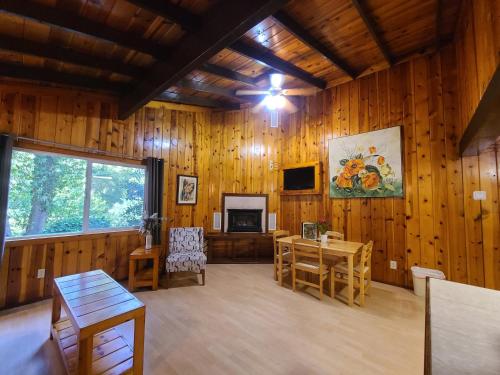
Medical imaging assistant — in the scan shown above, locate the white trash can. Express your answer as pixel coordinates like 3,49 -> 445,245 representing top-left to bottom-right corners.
411,266 -> 445,297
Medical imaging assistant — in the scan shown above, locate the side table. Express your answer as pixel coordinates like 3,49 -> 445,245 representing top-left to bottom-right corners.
129,246 -> 160,291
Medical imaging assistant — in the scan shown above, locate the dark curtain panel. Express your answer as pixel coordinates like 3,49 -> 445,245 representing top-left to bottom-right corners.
0,134 -> 14,261
145,157 -> 164,245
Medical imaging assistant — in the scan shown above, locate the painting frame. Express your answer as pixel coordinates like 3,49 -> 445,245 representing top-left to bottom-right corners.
176,175 -> 198,205
302,222 -> 318,240
328,126 -> 404,199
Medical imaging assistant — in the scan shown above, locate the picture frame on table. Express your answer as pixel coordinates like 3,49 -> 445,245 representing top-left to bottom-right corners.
302,222 -> 318,240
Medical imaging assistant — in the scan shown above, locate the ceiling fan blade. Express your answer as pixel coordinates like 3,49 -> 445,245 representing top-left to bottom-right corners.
283,97 -> 298,113
282,88 -> 319,96
235,90 -> 269,96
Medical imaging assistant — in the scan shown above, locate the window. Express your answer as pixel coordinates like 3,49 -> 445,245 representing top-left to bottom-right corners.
6,149 -> 145,238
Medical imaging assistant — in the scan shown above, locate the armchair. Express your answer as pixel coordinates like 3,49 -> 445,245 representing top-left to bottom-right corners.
166,227 -> 206,287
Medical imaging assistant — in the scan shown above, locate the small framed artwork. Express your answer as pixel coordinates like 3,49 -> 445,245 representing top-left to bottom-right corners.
302,222 -> 318,240
176,175 -> 198,205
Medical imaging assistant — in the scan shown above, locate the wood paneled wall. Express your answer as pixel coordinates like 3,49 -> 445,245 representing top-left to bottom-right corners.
1,0 -> 499,308
0,84 -> 280,308
0,231 -> 140,309
454,0 -> 500,290
280,41 -> 500,290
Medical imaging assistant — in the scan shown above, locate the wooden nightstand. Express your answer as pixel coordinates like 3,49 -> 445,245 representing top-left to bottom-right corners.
129,246 -> 160,291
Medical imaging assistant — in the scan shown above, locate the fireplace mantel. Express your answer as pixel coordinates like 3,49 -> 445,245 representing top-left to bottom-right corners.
221,193 -> 269,233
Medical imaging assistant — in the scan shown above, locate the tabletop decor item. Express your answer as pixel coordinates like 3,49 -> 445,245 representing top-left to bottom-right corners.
329,126 -> 403,198
317,219 -> 329,243
302,222 -> 318,240
139,211 -> 163,250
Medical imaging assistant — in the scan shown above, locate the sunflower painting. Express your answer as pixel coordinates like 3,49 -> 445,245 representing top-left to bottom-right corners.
328,126 -> 403,198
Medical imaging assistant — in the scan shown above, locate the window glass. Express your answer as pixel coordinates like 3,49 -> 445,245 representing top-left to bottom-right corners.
89,163 -> 145,229
6,149 -> 145,238
7,150 -> 86,237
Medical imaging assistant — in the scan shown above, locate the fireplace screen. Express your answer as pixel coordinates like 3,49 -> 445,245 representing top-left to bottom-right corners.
227,209 -> 263,232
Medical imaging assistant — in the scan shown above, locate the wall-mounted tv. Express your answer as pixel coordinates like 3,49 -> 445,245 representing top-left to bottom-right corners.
280,162 -> 322,195
284,167 -> 315,190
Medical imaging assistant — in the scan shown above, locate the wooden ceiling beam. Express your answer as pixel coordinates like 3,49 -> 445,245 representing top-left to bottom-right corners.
118,0 -> 288,120
0,62 -> 127,92
272,10 -> 355,78
198,63 -> 258,87
0,35 -> 144,78
155,91 -> 240,109
176,79 -> 239,99
124,0 -> 201,32
229,40 -> 327,89
351,0 -> 393,66
0,0 -> 167,59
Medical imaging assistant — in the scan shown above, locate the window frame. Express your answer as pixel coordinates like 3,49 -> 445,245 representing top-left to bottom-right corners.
7,147 -> 146,240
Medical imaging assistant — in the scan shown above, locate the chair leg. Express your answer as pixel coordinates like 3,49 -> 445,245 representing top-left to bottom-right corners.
273,252 -> 278,281
330,269 -> 335,298
366,270 -> 372,295
201,269 -> 206,286
359,276 -> 365,307
292,266 -> 296,292
319,275 -> 323,300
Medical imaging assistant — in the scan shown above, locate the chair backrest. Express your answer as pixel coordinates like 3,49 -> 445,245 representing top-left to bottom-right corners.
169,227 -> 204,254
325,230 -> 344,240
360,240 -> 374,270
292,238 -> 322,268
273,230 -> 290,253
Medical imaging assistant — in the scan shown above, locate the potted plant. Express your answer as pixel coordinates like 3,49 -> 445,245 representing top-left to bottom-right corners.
139,211 -> 163,251
317,219 -> 329,243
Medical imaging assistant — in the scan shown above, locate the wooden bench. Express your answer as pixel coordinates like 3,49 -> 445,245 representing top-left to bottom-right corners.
50,269 -> 145,375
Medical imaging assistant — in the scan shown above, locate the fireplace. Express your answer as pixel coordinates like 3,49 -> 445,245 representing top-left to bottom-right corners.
227,209 -> 263,232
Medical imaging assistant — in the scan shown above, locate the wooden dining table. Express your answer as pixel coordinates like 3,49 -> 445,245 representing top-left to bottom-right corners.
276,235 -> 364,306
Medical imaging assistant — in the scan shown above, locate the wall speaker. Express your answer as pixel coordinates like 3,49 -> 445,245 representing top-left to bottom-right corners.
213,212 -> 222,230
268,212 -> 277,231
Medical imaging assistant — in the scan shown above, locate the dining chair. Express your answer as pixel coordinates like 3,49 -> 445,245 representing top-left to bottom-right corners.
331,240 -> 373,306
325,230 -> 344,240
273,230 -> 291,281
291,238 -> 331,300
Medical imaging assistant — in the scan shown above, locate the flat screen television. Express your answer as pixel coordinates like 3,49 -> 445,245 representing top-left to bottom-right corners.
283,166 -> 315,190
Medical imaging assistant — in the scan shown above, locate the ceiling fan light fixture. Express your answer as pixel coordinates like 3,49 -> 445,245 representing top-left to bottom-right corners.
264,94 -> 285,110
270,73 -> 284,88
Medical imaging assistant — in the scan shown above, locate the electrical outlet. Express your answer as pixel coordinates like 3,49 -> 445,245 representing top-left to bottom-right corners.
473,191 -> 486,200
269,160 -> 274,171
390,260 -> 397,270
37,269 -> 45,279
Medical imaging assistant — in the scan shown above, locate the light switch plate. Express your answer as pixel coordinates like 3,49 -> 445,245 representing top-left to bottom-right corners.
37,269 -> 45,279
390,260 -> 397,270
473,191 -> 486,200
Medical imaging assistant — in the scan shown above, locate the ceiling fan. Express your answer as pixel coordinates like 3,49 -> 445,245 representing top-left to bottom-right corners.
235,73 -> 319,113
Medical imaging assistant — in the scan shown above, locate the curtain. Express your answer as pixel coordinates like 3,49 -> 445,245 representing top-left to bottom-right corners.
0,134 -> 14,261
145,157 -> 164,245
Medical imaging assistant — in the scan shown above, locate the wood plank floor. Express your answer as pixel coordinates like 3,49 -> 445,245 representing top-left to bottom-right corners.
0,264 -> 424,374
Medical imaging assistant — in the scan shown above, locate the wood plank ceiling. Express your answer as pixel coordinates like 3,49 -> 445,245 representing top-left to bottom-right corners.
0,0 -> 461,119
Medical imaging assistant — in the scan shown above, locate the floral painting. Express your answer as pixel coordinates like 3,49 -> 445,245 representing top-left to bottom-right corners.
329,127 -> 403,198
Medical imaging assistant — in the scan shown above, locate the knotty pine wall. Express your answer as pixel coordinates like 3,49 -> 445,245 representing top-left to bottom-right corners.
1,2 -> 499,308
454,0 -> 499,290
0,84 -> 279,308
280,40 -> 499,290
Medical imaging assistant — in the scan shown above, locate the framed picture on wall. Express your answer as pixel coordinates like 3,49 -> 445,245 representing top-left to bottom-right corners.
302,222 -> 318,240
329,126 -> 403,198
176,175 -> 198,205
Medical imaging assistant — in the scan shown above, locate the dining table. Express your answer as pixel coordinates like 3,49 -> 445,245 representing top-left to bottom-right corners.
276,235 -> 364,306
